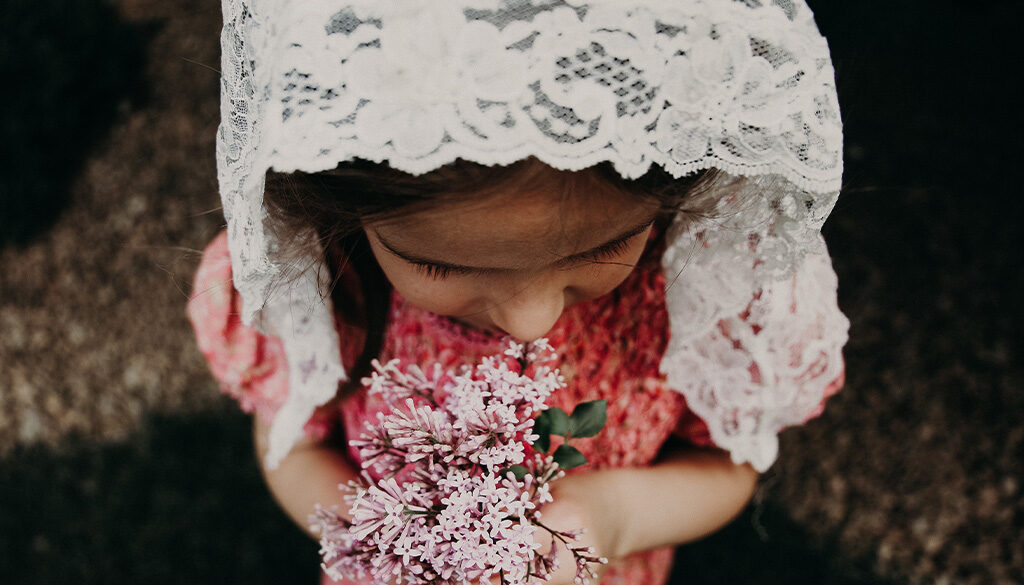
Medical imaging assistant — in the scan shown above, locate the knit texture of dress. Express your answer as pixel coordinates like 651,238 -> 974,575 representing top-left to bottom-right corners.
187,226 -> 844,585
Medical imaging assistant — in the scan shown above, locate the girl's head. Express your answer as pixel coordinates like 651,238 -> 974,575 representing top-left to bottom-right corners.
228,1 -> 845,468
265,156 -> 721,357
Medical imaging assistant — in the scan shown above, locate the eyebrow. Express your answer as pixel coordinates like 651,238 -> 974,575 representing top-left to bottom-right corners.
374,216 -> 657,273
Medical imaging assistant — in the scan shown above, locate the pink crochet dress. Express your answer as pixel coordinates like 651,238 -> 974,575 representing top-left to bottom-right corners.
187,228 -> 843,585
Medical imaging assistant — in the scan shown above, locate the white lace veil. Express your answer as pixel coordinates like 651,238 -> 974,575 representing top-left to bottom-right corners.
217,0 -> 849,471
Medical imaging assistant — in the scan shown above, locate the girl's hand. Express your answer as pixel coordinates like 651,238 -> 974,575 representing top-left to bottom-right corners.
351,471 -> 623,585
517,470 -> 627,585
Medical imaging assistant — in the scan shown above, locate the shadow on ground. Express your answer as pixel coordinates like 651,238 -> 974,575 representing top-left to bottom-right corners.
674,504 -> 903,585
0,410 -> 318,585
0,0 -> 148,246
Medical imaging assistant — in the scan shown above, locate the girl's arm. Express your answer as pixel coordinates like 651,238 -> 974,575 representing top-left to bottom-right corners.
253,416 -> 359,539
608,443 -> 759,558
545,443 -> 759,566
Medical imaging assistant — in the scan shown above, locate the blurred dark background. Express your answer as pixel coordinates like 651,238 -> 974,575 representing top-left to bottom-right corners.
0,1 -> 1020,584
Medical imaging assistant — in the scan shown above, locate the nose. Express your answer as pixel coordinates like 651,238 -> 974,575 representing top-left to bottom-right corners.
488,278 -> 566,342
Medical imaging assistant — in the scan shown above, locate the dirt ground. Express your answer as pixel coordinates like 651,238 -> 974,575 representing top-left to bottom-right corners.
1,1 -> 1021,584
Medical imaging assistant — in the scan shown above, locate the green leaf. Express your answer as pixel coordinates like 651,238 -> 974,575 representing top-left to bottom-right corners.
567,399 -> 607,438
538,407 -> 570,435
533,432 -> 550,454
534,407 -> 569,453
533,413 -> 552,453
501,465 -> 529,481
553,444 -> 588,469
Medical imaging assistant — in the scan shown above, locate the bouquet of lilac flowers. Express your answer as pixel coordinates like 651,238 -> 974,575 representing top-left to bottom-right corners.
311,340 -> 608,585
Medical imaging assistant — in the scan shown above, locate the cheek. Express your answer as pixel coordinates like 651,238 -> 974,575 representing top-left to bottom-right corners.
567,263 -> 637,303
566,237 -> 650,302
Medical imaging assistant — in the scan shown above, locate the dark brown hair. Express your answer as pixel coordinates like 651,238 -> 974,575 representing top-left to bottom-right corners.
264,156 -> 722,395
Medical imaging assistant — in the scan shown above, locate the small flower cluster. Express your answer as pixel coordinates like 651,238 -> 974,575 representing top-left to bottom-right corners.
310,340 -> 608,585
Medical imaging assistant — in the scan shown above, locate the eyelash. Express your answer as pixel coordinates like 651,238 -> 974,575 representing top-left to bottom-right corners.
412,263 -> 473,280
411,236 -> 637,280
570,237 -> 633,265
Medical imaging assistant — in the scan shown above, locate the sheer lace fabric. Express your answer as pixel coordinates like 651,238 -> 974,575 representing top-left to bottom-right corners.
662,228 -> 848,470
214,0 -> 847,469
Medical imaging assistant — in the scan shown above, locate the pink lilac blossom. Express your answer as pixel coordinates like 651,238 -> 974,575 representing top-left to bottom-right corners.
311,340 -> 607,585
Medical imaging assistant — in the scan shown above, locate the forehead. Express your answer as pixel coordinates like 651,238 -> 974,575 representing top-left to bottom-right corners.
373,166 -> 659,264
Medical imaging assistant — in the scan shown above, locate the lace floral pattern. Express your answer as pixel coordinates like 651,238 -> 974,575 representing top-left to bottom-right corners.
249,0 -> 841,184
213,0 -> 847,470
661,238 -> 849,471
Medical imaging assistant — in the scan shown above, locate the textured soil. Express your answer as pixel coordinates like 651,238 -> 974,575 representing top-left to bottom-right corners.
1,1 -> 1020,584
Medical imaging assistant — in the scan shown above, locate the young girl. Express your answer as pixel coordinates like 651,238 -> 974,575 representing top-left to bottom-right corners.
188,2 -> 849,584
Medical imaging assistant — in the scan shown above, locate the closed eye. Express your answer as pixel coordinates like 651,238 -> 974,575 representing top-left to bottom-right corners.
412,232 -> 642,280
382,217 -> 654,281
411,262 -> 476,280
554,235 -> 635,268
